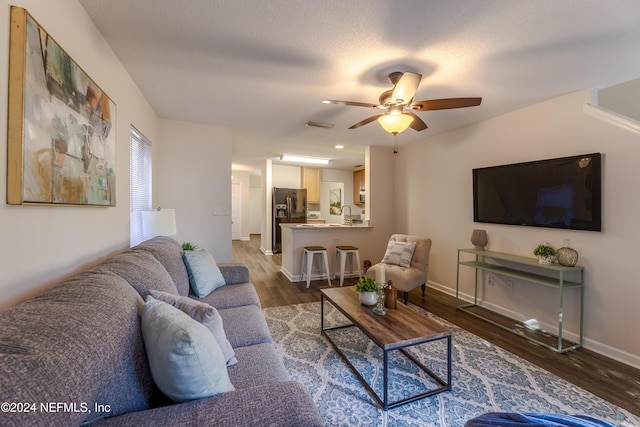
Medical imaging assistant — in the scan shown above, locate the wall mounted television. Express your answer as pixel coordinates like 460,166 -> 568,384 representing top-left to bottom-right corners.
473,153 -> 602,231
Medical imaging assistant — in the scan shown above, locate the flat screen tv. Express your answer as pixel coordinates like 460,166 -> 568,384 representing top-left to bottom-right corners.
473,153 -> 602,231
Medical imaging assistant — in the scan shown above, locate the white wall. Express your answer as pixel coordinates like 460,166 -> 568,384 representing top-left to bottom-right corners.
394,90 -> 640,367
321,168 -> 363,216
249,175 -> 261,234
0,0 -> 158,308
272,164 -> 301,188
155,119 -> 233,261
365,146 -> 397,264
598,78 -> 640,122
320,182 -> 344,224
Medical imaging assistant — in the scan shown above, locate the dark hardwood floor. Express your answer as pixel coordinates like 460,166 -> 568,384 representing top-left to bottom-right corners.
233,235 -> 640,417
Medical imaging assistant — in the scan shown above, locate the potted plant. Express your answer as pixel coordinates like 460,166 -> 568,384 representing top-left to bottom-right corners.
355,275 -> 379,306
533,244 -> 556,265
182,242 -> 198,251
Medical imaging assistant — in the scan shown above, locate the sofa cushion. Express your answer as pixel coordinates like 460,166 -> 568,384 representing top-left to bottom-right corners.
196,282 -> 262,309
149,290 -> 237,366
0,269 -> 158,426
135,236 -> 190,296
141,297 -> 235,403
218,305 -> 273,348
90,382 -> 324,427
227,343 -> 290,388
101,249 -> 178,297
382,240 -> 416,268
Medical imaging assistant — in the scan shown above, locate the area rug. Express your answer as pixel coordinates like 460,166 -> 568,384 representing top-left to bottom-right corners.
263,302 -> 640,427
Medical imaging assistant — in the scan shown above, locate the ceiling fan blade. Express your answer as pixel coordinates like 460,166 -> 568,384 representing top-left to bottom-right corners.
411,97 -> 482,111
391,72 -> 422,105
323,99 -> 378,108
349,114 -> 384,129
406,112 -> 428,131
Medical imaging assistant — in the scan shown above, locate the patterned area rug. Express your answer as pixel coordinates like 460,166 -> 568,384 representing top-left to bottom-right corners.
263,302 -> 639,427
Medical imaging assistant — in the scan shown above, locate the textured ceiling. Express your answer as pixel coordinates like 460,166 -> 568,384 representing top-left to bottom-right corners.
78,0 -> 640,174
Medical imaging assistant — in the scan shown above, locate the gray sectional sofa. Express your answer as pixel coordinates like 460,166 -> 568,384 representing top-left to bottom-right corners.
0,236 -> 323,426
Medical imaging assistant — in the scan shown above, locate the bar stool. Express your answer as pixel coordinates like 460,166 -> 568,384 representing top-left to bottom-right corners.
301,246 -> 332,288
333,245 -> 362,287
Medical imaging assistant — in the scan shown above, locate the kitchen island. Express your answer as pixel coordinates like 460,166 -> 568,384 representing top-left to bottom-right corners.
280,223 -> 374,283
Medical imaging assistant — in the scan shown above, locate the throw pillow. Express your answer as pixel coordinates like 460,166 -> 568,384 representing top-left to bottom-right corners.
140,297 -> 235,403
149,290 -> 237,366
382,241 -> 417,268
182,249 -> 226,298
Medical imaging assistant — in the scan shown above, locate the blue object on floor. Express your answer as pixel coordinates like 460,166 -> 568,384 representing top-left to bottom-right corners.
464,412 -> 617,427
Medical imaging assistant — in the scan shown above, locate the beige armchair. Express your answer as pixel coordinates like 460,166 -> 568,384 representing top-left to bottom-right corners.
366,234 -> 432,304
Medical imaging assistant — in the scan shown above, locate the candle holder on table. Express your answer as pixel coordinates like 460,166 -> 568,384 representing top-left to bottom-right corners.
372,282 -> 387,315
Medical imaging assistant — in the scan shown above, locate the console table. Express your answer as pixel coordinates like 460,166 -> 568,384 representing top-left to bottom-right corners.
456,248 -> 584,353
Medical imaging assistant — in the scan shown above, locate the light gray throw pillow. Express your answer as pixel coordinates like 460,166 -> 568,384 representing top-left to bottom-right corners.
382,241 -> 417,268
149,290 -> 237,366
141,297 -> 235,403
182,249 -> 226,297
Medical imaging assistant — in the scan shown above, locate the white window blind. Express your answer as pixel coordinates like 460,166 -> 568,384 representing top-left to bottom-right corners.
130,127 -> 152,247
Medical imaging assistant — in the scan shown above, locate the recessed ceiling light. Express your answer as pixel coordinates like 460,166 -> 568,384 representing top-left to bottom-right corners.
335,145 -> 344,149
280,154 -> 329,165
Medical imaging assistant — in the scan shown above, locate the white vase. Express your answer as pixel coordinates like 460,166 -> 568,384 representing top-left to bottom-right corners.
538,256 -> 555,265
359,292 -> 377,306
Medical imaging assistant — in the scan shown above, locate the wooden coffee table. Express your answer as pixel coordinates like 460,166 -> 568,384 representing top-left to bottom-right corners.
321,287 -> 452,410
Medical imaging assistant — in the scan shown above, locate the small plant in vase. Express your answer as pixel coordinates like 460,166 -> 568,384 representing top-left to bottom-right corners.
533,244 -> 556,265
355,276 -> 379,306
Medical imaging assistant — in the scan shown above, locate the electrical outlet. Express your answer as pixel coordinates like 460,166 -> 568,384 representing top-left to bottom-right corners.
487,273 -> 494,286
505,279 -> 514,290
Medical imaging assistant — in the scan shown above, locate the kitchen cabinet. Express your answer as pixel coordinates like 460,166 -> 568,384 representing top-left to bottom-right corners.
353,169 -> 365,206
301,167 -> 321,203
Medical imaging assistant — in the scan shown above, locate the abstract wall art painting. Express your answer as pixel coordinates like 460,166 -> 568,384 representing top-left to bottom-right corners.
7,7 -> 116,206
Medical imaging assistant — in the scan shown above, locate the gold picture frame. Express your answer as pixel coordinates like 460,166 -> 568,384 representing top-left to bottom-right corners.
7,7 -> 116,206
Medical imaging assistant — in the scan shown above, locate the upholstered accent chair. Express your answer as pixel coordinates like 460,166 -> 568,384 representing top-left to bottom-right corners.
365,234 -> 432,304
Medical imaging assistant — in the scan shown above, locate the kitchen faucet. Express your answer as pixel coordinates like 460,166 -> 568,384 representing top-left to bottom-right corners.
339,205 -> 352,225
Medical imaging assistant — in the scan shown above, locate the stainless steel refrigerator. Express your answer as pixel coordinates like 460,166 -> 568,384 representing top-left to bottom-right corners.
273,187 -> 307,253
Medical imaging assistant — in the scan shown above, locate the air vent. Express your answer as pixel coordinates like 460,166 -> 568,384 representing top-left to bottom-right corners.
305,121 -> 334,129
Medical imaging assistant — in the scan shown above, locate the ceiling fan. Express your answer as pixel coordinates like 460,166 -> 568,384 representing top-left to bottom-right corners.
323,71 -> 482,134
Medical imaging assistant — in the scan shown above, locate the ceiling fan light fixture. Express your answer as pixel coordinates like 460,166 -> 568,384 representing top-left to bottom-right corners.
378,112 -> 414,134
280,154 -> 329,165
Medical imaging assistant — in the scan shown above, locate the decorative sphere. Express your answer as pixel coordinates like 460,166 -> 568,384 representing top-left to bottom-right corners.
557,246 -> 579,267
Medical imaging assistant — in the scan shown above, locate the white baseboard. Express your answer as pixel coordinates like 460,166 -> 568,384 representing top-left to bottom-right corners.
281,267 -> 335,284
280,266 -> 295,282
260,247 -> 273,256
426,280 -> 640,370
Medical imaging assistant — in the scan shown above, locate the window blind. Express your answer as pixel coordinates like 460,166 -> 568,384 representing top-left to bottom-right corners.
130,127 -> 152,247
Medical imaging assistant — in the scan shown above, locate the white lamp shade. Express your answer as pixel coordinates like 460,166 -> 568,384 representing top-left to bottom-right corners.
142,209 -> 177,237
378,113 -> 414,134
